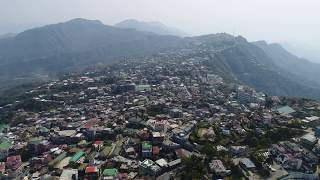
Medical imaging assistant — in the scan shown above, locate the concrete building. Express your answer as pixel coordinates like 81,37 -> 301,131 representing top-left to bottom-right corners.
60,169 -> 78,180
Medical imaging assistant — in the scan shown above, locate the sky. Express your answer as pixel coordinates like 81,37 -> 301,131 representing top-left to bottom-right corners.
1,0 -> 320,61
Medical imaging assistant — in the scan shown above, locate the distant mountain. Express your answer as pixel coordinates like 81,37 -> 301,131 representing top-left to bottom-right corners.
182,35 -> 320,99
115,19 -> 187,37
0,18 -> 182,89
0,18 -> 319,100
254,41 -> 320,88
281,42 -> 320,64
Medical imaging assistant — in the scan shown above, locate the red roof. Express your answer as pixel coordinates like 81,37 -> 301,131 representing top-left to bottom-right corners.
6,155 -> 21,163
6,155 -> 22,170
117,173 -> 128,179
85,166 -> 98,173
153,146 -> 160,155
175,148 -> 191,158
94,141 -> 104,145
0,162 -> 5,172
84,119 -> 99,129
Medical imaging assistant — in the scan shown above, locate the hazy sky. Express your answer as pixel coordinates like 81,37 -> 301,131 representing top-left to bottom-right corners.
1,0 -> 320,59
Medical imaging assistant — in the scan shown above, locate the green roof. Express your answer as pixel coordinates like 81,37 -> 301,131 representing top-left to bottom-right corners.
135,85 -> 151,92
39,127 -> 49,133
0,140 -> 11,150
70,151 -> 85,163
103,168 -> 118,176
277,106 -> 296,114
29,137 -> 43,145
142,141 -> 152,150
0,124 -> 9,133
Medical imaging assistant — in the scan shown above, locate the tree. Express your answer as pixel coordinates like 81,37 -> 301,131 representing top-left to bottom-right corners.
200,142 -> 217,157
181,155 -> 207,180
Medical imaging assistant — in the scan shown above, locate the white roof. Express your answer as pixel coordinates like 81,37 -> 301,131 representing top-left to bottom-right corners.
58,130 -> 76,137
156,158 -> 168,167
141,159 -> 154,167
60,169 -> 78,180
306,116 -> 320,121
152,132 -> 164,137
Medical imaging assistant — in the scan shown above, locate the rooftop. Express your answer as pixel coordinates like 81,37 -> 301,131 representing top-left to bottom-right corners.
103,168 -> 118,176
240,158 -> 256,169
277,106 -> 296,114
70,151 -> 85,163
142,141 -> 152,150
0,140 -> 11,150
141,159 -> 154,168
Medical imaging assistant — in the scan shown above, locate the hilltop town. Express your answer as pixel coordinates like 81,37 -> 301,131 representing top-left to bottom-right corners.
0,53 -> 320,180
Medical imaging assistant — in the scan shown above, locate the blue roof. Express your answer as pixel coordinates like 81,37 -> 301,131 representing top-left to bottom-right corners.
240,158 -> 256,168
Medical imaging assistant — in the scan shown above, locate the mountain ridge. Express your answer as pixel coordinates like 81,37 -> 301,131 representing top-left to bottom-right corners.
0,18 -> 183,89
115,19 -> 187,37
0,18 -> 319,100
253,40 -> 320,87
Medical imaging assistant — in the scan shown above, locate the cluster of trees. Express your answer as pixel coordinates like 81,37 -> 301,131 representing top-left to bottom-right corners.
287,119 -> 306,129
245,127 -> 304,149
180,155 -> 208,180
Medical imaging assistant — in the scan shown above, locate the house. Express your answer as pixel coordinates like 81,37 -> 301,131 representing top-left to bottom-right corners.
175,148 -> 191,159
239,158 -> 256,171
168,159 -> 181,170
93,140 -> 104,151
69,151 -> 85,164
141,141 -> 152,158
152,146 -> 160,156
169,109 -> 183,118
315,126 -> 320,137
303,116 -> 320,126
28,137 -> 43,156
140,159 -> 161,177
135,84 -> 151,92
117,173 -> 129,180
103,168 -> 118,179
230,146 -> 249,156
152,132 -> 165,144
276,106 -> 296,115
56,130 -> 78,144
154,120 -> 168,132
162,139 -> 180,150
6,155 -> 22,171
0,162 -> 5,174
100,145 -> 113,159
197,127 -> 215,141
85,166 -> 99,179
209,160 -> 231,177
155,158 -> 168,169
125,147 -> 136,157
60,169 -> 78,180
276,154 -> 302,170
301,133 -> 317,148
48,152 -> 67,168
0,140 -> 11,160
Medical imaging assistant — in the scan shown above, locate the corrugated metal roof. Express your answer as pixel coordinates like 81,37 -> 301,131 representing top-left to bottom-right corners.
70,151 -> 85,163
